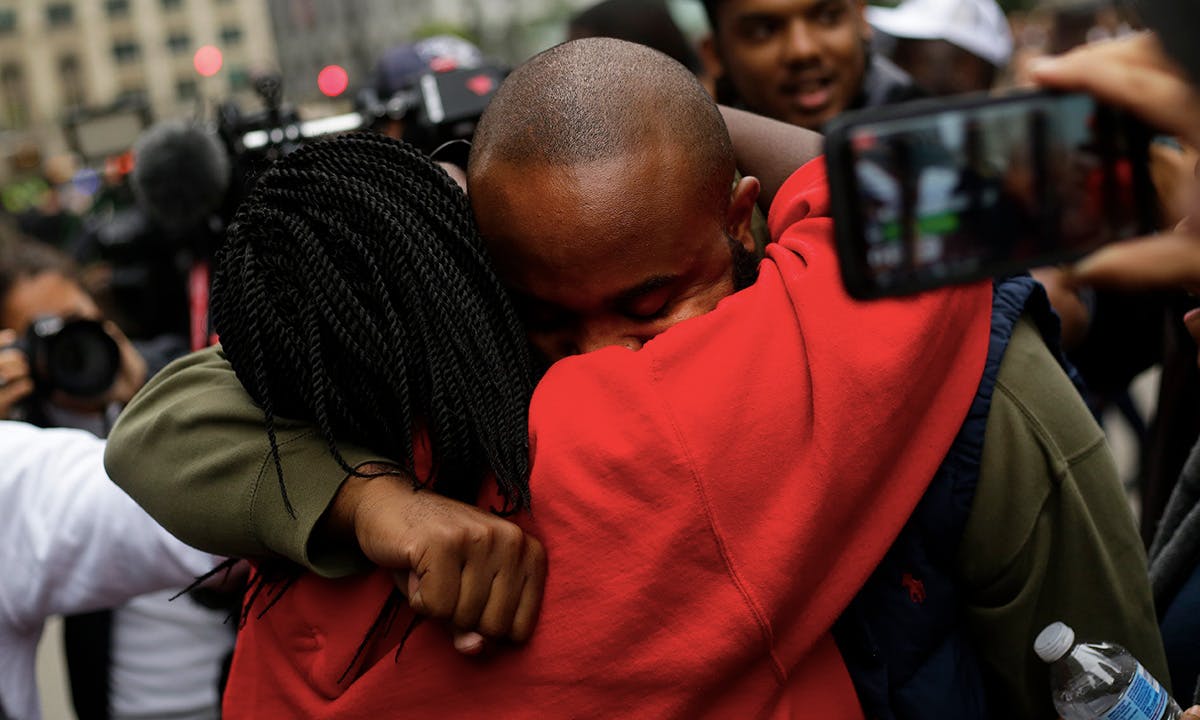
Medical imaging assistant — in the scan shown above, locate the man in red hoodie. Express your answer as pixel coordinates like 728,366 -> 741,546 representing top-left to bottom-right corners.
107,38 -> 1160,717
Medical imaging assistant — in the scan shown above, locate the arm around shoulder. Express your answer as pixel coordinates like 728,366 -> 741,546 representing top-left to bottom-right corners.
105,345 -> 380,576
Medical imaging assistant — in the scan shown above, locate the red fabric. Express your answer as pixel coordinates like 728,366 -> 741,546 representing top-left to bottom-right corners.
223,158 -> 994,719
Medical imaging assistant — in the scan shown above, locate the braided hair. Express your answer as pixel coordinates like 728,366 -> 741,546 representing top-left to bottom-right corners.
211,132 -> 534,515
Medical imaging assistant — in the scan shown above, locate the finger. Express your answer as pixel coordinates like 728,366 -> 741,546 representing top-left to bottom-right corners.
0,329 -> 16,347
509,540 -> 548,643
452,631 -> 485,655
1067,233 -> 1200,290
103,321 -> 147,403
450,530 -> 501,632
397,570 -> 488,655
476,568 -> 523,640
461,523 -> 526,637
0,355 -> 31,387
406,544 -> 463,621
0,376 -> 33,405
1182,706 -> 1200,720
1030,36 -> 1200,146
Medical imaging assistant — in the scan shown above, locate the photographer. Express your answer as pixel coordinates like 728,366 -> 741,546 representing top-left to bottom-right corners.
0,236 -> 146,428
0,234 -> 234,720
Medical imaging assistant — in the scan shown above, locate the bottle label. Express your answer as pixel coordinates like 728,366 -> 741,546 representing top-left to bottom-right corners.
1100,664 -> 1169,720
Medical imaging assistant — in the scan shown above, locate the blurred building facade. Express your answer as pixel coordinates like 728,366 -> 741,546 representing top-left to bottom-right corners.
0,0 -> 635,178
0,0 -> 277,171
265,0 -> 434,105
265,0 -> 598,105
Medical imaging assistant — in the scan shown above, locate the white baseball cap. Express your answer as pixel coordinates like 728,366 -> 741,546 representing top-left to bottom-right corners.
867,0 -> 1014,68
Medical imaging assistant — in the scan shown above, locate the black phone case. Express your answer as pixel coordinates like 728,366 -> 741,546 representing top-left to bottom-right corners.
824,89 -> 1156,300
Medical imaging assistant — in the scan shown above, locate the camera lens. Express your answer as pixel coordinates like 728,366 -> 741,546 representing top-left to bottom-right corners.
26,317 -> 122,398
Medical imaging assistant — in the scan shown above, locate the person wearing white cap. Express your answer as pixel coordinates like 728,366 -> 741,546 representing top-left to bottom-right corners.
869,0 -> 1014,96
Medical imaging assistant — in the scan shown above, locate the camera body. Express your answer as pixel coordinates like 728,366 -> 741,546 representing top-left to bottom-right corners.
357,64 -> 506,153
13,316 -> 122,399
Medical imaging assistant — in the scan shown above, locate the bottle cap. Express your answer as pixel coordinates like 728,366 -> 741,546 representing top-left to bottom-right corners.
1034,622 -> 1076,663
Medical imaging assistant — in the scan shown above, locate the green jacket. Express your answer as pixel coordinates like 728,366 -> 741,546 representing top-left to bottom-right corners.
104,315 -> 1167,717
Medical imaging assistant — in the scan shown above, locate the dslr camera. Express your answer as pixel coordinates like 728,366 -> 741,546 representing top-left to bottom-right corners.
13,315 -> 122,399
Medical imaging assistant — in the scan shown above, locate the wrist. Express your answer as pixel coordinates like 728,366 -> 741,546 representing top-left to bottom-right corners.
321,460 -> 410,552
319,463 -> 393,549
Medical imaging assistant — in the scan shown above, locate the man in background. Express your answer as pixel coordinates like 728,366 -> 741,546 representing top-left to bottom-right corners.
869,0 -> 1013,96
699,0 -> 922,131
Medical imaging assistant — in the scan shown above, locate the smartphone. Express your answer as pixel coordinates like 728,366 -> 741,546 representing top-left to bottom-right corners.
825,90 -> 1156,300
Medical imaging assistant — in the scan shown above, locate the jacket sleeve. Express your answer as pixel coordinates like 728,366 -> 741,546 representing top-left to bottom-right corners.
104,346 -> 379,577
958,317 -> 1169,718
1,422 -> 219,627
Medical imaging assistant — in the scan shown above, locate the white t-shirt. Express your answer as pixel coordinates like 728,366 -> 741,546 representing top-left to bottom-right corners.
109,589 -> 234,720
0,421 -> 220,720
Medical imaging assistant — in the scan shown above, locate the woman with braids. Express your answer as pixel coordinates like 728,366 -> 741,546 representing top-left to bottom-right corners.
208,131 -> 544,667
212,132 -> 534,516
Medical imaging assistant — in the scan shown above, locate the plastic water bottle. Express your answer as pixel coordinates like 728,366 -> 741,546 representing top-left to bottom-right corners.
1034,621 -> 1181,720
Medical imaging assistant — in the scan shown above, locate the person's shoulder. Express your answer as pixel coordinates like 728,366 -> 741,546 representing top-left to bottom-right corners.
766,157 -> 831,243
531,345 -> 656,425
962,315 -> 1113,582
991,317 -> 1104,462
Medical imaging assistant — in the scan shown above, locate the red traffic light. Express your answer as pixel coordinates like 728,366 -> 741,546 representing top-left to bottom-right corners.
317,65 -> 349,97
193,45 -> 223,77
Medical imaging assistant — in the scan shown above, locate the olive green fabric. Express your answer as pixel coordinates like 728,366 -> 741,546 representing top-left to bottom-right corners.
104,346 -> 377,577
104,318 -> 1166,715
961,316 -> 1169,717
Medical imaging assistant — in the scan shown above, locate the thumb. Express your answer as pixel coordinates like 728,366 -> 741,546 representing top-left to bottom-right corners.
396,569 -> 486,655
399,569 -> 424,612
453,631 -> 485,655
1182,707 -> 1200,720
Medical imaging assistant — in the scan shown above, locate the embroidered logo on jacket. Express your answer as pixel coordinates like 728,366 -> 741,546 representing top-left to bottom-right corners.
901,573 -> 926,604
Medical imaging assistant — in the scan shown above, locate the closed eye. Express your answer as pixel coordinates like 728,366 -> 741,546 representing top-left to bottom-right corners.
624,301 -> 671,323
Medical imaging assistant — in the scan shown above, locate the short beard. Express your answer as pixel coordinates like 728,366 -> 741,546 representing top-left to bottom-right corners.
728,235 -> 760,291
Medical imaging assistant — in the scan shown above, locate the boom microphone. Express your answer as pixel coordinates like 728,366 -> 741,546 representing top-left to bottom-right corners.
131,120 -> 231,234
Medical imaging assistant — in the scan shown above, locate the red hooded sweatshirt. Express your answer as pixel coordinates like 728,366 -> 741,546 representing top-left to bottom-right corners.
223,158 -> 993,719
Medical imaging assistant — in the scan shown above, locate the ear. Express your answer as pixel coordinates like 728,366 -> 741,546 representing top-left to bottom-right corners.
699,33 -> 725,81
725,175 -> 761,253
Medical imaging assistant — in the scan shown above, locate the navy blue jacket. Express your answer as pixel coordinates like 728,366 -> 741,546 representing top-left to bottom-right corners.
834,276 -> 1084,719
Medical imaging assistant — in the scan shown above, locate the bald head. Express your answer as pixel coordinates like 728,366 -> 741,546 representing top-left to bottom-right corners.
470,37 -> 734,204
466,38 -> 760,364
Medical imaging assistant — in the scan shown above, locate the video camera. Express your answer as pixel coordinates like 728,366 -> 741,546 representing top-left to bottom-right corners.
86,54 -> 505,347
355,64 -> 506,153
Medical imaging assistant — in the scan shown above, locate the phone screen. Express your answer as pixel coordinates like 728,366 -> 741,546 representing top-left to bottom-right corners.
829,92 -> 1152,298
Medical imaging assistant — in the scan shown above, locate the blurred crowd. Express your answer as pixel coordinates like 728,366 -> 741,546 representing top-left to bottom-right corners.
4,0 -> 1200,718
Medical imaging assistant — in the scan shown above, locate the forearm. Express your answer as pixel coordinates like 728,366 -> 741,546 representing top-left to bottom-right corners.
718,105 -> 824,210
105,346 -> 379,576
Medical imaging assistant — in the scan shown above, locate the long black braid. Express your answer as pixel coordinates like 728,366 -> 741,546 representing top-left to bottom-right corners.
211,132 -> 534,517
